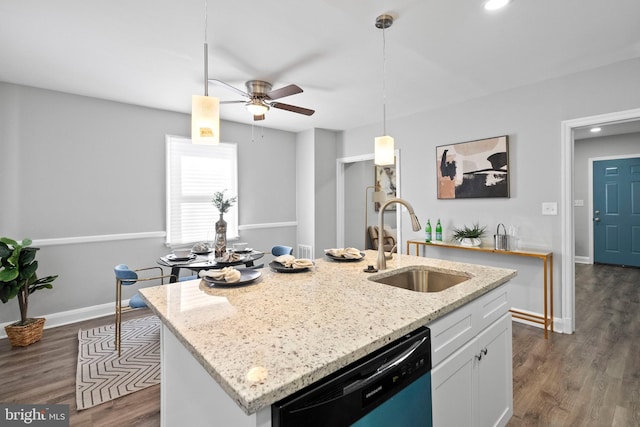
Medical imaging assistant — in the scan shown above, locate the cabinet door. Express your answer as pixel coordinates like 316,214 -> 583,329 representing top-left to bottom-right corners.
431,337 -> 477,427
477,313 -> 513,427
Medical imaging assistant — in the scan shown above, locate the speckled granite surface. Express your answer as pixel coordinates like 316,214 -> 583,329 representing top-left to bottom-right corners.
140,250 -> 516,415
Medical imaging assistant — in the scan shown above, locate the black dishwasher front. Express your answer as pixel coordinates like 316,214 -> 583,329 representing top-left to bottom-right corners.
272,326 -> 432,427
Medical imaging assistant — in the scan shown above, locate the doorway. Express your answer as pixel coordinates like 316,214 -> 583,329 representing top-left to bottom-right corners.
336,151 -> 402,251
561,107 -> 640,334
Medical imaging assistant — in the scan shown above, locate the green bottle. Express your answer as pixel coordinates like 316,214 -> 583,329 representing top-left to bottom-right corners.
425,220 -> 432,242
436,219 -> 443,241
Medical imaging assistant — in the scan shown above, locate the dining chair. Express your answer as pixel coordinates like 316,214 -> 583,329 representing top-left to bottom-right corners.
114,264 -> 175,356
271,245 -> 294,256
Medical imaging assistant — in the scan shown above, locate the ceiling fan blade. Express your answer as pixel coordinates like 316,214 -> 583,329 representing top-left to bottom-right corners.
208,79 -> 249,98
267,84 -> 303,100
270,102 -> 315,116
253,114 -> 265,121
220,100 -> 247,104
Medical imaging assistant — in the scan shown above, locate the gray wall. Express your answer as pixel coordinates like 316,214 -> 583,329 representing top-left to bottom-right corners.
339,57 -> 640,321
0,82 -> 298,324
295,129 -> 338,258
574,132 -> 640,258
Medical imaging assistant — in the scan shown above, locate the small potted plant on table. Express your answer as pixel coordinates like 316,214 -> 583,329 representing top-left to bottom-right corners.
0,237 -> 57,347
452,223 -> 487,247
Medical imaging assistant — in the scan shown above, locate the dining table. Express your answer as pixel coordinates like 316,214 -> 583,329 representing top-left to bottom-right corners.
157,250 -> 265,283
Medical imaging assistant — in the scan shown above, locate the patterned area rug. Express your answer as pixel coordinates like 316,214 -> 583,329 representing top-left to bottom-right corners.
76,316 -> 161,410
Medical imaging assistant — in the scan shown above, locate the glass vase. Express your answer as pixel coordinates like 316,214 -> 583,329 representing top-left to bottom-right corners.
214,214 -> 227,257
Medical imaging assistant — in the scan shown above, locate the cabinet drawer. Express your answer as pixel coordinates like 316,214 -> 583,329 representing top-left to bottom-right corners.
429,303 -> 475,367
429,284 -> 510,367
475,285 -> 510,332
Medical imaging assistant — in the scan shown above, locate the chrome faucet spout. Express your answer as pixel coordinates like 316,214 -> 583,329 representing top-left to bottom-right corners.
376,198 -> 421,270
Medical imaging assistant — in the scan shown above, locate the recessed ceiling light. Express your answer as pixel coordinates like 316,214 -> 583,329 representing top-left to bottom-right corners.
590,127 -> 602,133
484,0 -> 511,11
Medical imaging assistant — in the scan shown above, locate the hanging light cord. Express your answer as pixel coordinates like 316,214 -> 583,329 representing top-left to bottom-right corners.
203,0 -> 209,96
382,23 -> 388,135
381,21 -> 389,135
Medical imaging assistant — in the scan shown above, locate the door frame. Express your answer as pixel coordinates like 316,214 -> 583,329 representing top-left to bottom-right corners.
588,153 -> 640,264
336,150 -> 402,250
561,107 -> 640,333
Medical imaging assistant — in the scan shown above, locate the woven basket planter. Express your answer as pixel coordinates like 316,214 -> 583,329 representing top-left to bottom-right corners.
4,317 -> 46,347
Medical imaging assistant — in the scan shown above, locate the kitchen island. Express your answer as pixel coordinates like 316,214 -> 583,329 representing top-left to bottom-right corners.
140,250 -> 516,426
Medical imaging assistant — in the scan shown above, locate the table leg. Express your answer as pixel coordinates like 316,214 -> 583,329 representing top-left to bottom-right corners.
544,256 -> 549,339
549,253 -> 554,333
170,267 -> 179,283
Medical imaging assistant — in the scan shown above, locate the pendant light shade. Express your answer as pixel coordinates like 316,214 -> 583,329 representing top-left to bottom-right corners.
191,0 -> 220,145
374,135 -> 395,166
192,95 -> 220,145
374,14 -> 395,166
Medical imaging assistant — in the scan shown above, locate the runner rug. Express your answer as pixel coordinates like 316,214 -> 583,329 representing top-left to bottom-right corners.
76,316 -> 161,410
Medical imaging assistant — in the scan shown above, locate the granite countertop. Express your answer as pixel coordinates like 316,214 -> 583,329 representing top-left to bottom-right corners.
140,250 -> 516,415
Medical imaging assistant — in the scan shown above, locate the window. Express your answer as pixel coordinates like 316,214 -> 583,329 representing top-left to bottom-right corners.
166,135 -> 238,246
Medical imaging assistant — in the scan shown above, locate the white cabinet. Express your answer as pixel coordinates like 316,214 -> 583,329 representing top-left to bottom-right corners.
430,284 -> 513,427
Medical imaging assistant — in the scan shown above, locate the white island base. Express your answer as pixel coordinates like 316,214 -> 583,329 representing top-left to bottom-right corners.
162,325 -> 271,427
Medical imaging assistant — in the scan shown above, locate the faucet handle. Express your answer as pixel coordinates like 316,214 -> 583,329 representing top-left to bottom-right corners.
385,244 -> 397,260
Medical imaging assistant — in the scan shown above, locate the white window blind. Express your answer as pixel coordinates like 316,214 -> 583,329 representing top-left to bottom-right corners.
166,135 -> 238,246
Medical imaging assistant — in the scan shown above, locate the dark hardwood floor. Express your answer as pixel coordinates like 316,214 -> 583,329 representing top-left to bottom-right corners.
0,309 -> 159,427
1,264 -> 638,426
508,264 -> 640,427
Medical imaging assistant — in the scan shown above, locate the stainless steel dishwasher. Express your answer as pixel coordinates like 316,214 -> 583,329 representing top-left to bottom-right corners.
272,326 -> 432,427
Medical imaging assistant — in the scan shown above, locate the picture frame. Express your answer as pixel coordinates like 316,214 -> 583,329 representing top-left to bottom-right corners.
436,135 -> 509,199
375,164 -> 396,211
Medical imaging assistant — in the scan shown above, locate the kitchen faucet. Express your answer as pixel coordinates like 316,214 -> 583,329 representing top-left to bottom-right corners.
376,198 -> 422,270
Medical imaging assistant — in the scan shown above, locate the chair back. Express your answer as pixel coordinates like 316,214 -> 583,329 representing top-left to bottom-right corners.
271,245 -> 294,256
114,264 -> 139,286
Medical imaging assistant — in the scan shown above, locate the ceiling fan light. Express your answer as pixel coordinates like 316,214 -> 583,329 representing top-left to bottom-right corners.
246,100 -> 269,116
374,135 -> 395,166
192,95 -> 220,145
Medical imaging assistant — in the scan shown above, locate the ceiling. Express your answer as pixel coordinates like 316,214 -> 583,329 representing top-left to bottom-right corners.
2,0 -> 640,133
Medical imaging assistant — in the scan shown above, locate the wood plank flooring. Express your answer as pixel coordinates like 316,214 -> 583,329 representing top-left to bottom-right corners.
508,264 -> 640,427
1,263 -> 638,426
0,309 -> 159,427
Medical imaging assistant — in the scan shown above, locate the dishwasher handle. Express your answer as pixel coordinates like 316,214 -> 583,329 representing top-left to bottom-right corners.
342,336 -> 428,395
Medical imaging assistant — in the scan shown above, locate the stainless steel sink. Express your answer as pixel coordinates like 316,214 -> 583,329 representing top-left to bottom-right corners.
369,267 -> 470,293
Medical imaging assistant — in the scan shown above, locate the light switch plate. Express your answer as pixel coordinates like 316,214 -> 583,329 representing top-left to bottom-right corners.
574,199 -> 584,207
542,202 -> 558,215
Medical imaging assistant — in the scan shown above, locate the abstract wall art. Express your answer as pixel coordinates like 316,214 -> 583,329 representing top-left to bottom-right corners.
436,135 -> 509,199
375,164 -> 396,211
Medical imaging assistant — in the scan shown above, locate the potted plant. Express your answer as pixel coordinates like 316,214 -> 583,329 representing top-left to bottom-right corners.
211,190 -> 237,257
0,237 -> 57,346
451,223 -> 487,247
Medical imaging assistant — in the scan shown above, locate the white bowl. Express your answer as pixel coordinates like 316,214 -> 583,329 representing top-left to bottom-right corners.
172,249 -> 192,258
233,242 -> 248,252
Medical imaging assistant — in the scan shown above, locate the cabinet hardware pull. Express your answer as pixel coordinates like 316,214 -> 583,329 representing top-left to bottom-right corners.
481,348 -> 488,356
475,353 -> 482,361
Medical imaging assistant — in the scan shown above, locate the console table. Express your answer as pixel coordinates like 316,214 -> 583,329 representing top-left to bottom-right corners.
407,240 -> 554,338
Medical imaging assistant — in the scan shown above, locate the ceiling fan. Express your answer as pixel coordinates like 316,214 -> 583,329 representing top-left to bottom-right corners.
208,79 -> 315,121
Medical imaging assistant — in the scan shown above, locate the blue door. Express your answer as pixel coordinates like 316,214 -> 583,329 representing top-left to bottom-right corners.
593,157 -> 640,267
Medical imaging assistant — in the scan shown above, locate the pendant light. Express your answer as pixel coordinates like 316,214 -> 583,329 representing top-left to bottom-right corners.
374,14 -> 394,166
191,0 -> 220,145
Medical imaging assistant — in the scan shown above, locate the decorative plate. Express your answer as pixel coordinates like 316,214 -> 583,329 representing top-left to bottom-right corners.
269,261 -> 313,273
325,252 -> 365,262
201,268 -> 261,286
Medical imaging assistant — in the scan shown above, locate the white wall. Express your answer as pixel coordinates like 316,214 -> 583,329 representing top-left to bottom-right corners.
0,82 -> 298,325
574,132 -> 640,258
338,57 -> 640,328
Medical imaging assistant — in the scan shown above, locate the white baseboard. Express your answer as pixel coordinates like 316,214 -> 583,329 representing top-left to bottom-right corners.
0,300 -> 127,339
574,256 -> 591,264
511,307 -> 565,334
